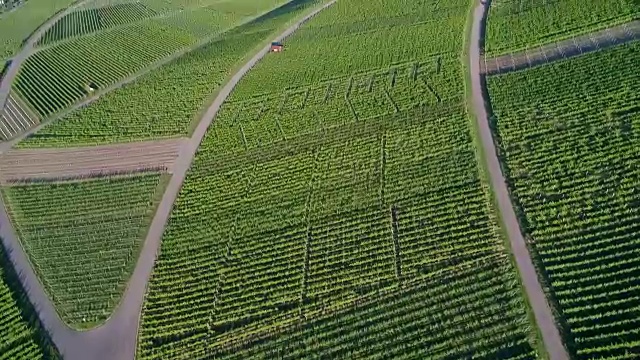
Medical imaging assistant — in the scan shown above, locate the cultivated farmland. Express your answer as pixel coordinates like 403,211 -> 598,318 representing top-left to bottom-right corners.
12,0 -> 290,120
485,0 -> 639,56
487,43 -> 640,358
15,21 -> 196,119
0,244 -> 57,360
136,0 -> 539,358
0,0 -> 76,60
18,0 -> 320,148
37,2 -> 158,46
2,173 -> 166,328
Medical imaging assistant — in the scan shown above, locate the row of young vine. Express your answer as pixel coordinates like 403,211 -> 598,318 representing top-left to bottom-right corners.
136,0 -> 539,358
485,0 -> 638,56
488,43 -> 640,359
2,173 -> 164,328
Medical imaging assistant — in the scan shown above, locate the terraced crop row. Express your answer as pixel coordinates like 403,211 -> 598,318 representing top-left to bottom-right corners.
485,0 -> 639,56
0,244 -> 57,360
15,20 -> 196,119
0,0 -> 76,60
12,0 -> 292,122
137,0 -> 539,358
18,0 -> 322,148
37,2 -> 158,45
207,57 -> 462,154
488,43 -> 640,359
0,92 -> 40,142
139,104 -> 537,359
2,173 -> 165,328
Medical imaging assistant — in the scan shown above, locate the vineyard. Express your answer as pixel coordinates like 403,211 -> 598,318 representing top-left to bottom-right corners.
0,0 -> 76,60
136,0 -> 539,358
487,43 -> 640,358
11,0 -> 290,120
17,0 -> 321,148
37,2 -> 158,46
2,173 -> 166,328
0,243 -> 56,360
36,0 -> 290,46
485,0 -> 639,56
15,20 -> 196,119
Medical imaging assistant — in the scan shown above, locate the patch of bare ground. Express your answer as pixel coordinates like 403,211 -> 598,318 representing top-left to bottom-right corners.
0,137 -> 186,184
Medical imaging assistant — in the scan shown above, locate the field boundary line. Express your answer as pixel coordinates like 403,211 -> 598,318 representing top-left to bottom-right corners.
0,1 -> 337,359
482,20 -> 640,75
468,1 -> 569,359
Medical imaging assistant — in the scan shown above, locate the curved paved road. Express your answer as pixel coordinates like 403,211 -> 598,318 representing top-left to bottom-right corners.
0,0 -> 86,110
482,20 -> 640,75
0,1 -> 336,359
468,2 -> 569,360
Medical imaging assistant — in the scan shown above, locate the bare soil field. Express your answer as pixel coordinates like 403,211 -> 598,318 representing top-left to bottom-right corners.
0,137 -> 186,183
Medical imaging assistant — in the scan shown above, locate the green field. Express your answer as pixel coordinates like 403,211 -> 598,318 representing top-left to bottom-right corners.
12,0 -> 289,120
2,173 -> 165,328
37,2 -> 158,46
17,0 -> 322,148
485,0 -> 639,56
136,0 -> 539,358
0,244 -> 57,360
0,0 -> 76,60
36,0 -> 290,46
488,43 -> 640,358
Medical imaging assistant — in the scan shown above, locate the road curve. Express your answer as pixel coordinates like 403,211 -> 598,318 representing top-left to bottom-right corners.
482,20 -> 640,75
468,2 -> 569,360
0,0 -> 86,111
0,1 -> 337,359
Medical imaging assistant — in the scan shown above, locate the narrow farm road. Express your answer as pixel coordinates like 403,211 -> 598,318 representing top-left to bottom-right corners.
0,0 -> 87,110
0,1 -> 337,359
468,2 -> 569,360
483,20 -> 640,75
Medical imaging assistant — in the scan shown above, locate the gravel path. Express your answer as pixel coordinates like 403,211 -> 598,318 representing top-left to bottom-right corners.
0,1 -> 336,359
468,2 -> 569,360
482,20 -> 640,75
0,138 -> 186,183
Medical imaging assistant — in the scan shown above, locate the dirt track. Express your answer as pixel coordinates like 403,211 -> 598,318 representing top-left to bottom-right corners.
0,138 -> 186,183
469,2 -> 569,359
0,1 -> 337,359
482,20 -> 640,75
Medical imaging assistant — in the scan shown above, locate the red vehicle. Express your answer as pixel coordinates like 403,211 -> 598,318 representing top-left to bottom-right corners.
270,42 -> 284,52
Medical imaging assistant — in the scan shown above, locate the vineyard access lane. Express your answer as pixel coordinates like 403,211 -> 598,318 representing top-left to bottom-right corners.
0,1 -> 337,359
0,138 -> 186,184
468,2 -> 569,360
482,20 -> 640,75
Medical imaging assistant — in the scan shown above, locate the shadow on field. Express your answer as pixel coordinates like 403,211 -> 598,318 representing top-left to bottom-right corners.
230,0 -> 320,34
0,238 -> 59,359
